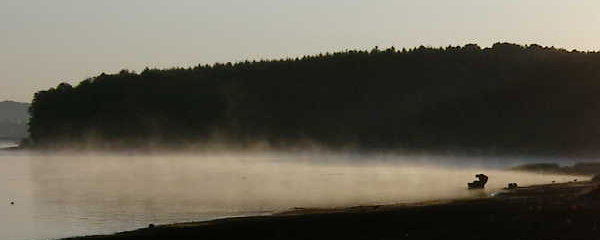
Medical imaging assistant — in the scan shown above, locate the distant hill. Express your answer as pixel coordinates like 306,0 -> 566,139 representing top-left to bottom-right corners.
26,43 -> 600,155
0,101 -> 30,139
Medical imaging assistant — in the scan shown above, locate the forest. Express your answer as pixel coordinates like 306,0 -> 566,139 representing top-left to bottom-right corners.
27,43 -> 600,155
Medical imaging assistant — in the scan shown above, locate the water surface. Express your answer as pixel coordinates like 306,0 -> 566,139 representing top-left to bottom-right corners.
0,149 -> 585,240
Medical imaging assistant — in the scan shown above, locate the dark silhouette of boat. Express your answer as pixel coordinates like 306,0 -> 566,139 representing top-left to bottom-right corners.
468,174 -> 488,189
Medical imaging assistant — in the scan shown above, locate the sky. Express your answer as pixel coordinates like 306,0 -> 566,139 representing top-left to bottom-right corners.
1,0 -> 600,102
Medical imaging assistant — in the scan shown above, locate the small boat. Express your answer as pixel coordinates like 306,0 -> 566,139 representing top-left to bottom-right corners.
468,174 -> 488,189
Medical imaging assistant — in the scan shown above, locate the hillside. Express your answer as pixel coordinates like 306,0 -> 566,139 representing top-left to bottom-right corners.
0,101 -> 29,139
27,43 -> 600,154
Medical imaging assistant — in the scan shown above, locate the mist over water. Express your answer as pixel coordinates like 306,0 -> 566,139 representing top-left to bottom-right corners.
0,150 -> 587,240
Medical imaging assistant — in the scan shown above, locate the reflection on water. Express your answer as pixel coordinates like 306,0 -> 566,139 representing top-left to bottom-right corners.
0,151 -> 586,240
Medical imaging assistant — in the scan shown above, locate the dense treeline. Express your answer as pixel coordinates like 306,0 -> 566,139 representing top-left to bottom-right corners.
27,43 -> 600,154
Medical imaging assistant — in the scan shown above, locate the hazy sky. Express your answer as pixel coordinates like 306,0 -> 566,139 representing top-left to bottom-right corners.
1,0 -> 600,102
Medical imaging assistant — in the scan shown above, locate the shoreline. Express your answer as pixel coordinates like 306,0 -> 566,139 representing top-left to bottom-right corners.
0,146 -> 21,151
62,181 -> 600,240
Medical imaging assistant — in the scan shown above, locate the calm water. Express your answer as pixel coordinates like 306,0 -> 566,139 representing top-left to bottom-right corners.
0,147 -> 586,240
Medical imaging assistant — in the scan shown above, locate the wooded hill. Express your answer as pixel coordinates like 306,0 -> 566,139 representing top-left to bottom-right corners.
27,43 -> 600,155
0,101 -> 29,139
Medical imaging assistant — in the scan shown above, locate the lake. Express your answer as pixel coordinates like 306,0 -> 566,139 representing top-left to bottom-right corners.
0,146 -> 586,240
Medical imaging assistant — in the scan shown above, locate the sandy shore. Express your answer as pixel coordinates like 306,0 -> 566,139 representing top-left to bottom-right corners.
63,181 -> 600,240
